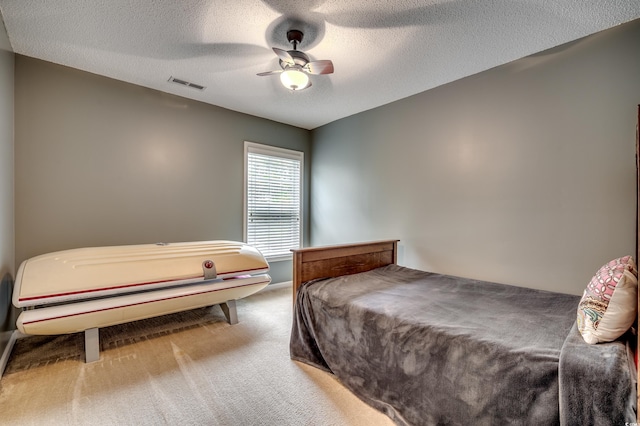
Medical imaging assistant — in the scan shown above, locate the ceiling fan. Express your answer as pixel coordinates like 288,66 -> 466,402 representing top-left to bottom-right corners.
257,29 -> 334,91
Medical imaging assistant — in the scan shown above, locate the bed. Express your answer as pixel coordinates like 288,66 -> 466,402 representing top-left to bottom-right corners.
13,240 -> 271,362
289,107 -> 640,425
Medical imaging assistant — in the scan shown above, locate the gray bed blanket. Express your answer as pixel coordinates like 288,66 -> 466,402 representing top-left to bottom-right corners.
559,323 -> 636,425
290,264 -> 636,425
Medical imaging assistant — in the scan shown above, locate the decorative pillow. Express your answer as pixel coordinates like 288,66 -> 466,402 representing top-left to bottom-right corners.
577,256 -> 638,344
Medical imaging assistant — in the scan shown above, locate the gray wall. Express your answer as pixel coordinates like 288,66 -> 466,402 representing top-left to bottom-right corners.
0,13 -> 16,364
11,19 -> 640,295
15,56 -> 310,284
311,19 -> 640,295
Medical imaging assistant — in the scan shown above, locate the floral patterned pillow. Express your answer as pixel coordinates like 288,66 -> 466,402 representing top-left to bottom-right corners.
577,256 -> 638,344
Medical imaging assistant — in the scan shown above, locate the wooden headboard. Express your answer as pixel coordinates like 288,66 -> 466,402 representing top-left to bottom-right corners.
291,240 -> 399,300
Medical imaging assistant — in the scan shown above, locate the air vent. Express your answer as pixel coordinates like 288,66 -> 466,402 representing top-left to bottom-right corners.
168,76 -> 206,91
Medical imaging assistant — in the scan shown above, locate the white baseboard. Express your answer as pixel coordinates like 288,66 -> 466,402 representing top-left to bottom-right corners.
263,281 -> 292,291
0,330 -> 19,378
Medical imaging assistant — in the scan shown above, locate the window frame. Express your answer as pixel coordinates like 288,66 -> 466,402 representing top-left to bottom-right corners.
243,141 -> 304,262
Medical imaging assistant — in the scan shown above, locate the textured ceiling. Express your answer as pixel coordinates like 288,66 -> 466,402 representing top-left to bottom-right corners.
1,1 -> 639,129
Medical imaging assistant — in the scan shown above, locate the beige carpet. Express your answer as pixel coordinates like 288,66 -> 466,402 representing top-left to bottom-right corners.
0,284 -> 393,426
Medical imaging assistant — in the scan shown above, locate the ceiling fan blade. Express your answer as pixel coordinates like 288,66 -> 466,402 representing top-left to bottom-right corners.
272,47 -> 294,65
323,1 -> 466,28
179,43 -> 271,59
257,70 -> 283,76
305,60 -> 334,75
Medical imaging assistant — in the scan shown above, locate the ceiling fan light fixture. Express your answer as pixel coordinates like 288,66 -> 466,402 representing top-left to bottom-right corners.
257,30 -> 332,90
280,68 -> 310,91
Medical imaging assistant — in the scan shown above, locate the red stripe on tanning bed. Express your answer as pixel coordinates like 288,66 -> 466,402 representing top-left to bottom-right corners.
18,266 -> 268,303
22,279 -> 270,325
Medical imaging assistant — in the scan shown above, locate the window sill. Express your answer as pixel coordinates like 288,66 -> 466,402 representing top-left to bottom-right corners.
266,254 -> 294,263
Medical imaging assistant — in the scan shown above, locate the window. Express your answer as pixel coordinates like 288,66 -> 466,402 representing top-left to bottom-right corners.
244,142 -> 303,261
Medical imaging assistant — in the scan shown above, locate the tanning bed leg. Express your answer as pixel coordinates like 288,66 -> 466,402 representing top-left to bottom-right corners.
220,300 -> 238,325
85,328 -> 100,363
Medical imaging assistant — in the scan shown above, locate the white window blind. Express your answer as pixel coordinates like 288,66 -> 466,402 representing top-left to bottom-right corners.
244,142 -> 303,260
